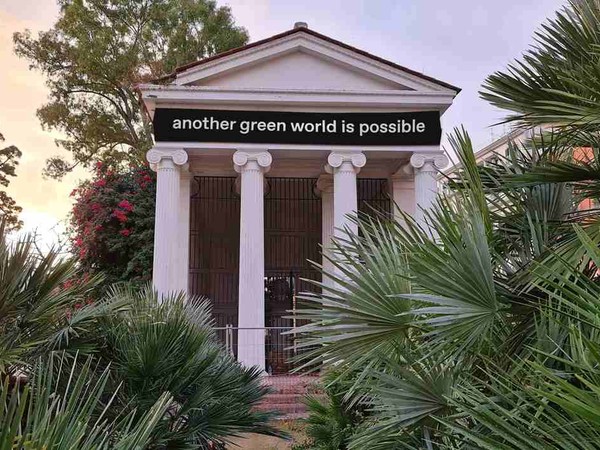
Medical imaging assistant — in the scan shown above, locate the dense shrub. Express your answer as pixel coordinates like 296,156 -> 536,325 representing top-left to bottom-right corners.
70,163 -> 155,287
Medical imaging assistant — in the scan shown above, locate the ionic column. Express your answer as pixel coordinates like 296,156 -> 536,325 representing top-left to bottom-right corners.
146,148 -> 189,298
233,150 -> 272,371
316,175 -> 335,287
325,152 -> 366,238
410,153 -> 448,230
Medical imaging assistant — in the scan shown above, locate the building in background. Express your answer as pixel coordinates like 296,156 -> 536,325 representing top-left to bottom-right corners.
138,23 -> 459,374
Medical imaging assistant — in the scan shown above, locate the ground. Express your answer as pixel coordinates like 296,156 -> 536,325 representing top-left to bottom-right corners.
227,420 -> 308,449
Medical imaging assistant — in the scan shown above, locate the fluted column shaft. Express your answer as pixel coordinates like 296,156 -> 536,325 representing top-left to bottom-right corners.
326,152 -> 366,239
147,148 -> 189,298
316,175 -> 335,287
234,150 -> 272,371
410,153 -> 448,230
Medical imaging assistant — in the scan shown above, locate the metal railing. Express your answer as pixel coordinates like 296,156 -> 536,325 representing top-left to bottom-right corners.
214,326 -> 311,374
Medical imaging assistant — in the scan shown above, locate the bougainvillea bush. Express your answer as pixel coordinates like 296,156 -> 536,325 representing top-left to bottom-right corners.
70,162 -> 155,287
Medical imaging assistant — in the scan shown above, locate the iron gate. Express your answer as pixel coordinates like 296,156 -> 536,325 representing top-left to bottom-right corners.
189,177 -> 240,333
264,177 -> 322,374
358,178 -> 392,218
188,176 -> 389,373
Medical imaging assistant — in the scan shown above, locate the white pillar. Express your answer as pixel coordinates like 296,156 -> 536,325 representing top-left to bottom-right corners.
178,167 -> 191,296
325,152 -> 366,239
316,175 -> 335,287
410,153 -> 448,230
146,148 -> 189,297
233,150 -> 272,371
390,163 -> 415,228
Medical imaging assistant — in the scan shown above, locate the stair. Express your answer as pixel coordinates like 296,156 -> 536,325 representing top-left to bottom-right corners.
256,375 -> 321,420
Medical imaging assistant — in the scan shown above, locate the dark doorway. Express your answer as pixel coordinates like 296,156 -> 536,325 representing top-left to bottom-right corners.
264,177 -> 322,374
189,176 -> 240,335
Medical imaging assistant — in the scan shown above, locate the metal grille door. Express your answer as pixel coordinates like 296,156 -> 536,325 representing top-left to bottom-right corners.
264,177 -> 322,374
358,178 -> 392,218
189,177 -> 240,330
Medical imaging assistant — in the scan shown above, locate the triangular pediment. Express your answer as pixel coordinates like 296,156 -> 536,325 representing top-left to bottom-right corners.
171,28 -> 459,95
190,49 -> 409,91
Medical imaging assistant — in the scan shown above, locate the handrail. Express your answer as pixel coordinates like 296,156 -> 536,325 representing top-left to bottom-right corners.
213,326 -> 295,330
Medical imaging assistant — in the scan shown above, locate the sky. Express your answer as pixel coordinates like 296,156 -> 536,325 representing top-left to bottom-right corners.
0,0 -> 566,247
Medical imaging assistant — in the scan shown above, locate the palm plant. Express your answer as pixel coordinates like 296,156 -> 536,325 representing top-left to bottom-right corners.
89,286 -> 280,448
292,3 -> 600,445
0,352 -> 172,449
292,123 -> 600,448
0,217 -> 122,374
481,0 -> 600,230
0,221 -> 279,447
481,0 -> 600,130
296,371 -> 365,450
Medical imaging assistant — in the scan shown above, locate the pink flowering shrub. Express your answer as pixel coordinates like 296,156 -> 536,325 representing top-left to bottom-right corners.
70,163 -> 156,286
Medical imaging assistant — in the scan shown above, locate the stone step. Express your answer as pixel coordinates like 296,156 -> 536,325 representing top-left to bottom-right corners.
257,375 -> 322,420
255,402 -> 307,414
261,393 -> 303,404
262,393 -> 326,404
275,412 -> 309,420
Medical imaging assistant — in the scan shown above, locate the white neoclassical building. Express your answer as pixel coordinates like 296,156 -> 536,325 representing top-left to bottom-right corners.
139,23 -> 459,373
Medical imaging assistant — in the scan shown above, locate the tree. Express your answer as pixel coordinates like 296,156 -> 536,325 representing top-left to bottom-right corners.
14,0 -> 248,179
0,132 -> 22,231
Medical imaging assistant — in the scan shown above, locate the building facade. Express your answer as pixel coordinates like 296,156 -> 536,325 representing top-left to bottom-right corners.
139,23 -> 459,372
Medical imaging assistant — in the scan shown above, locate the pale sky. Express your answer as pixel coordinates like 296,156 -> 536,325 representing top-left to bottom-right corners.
1,0 -> 565,246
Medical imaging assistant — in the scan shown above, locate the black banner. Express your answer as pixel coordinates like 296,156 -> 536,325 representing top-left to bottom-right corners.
153,109 -> 441,146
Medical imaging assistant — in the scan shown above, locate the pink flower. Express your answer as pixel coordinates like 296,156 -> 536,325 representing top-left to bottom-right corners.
94,179 -> 107,188
119,228 -> 131,237
118,200 -> 133,211
113,209 -> 128,222
91,203 -> 102,212
70,188 -> 78,197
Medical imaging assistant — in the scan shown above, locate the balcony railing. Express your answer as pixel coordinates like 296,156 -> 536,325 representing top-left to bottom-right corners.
214,326 -> 313,375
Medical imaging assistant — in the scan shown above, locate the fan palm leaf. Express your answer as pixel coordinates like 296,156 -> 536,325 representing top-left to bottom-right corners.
0,352 -> 172,450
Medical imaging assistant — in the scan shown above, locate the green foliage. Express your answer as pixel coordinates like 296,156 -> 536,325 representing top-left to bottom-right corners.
296,372 -> 365,450
481,0 -> 600,130
0,221 -> 277,447
70,163 -> 156,287
89,286 -> 280,448
13,0 -> 248,178
293,120 -> 600,448
0,132 -> 22,231
0,353 -> 172,450
0,216 -> 107,373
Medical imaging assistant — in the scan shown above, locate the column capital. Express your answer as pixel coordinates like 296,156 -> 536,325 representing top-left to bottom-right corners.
325,151 -> 366,174
233,150 -> 272,173
410,153 -> 449,172
146,148 -> 188,168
